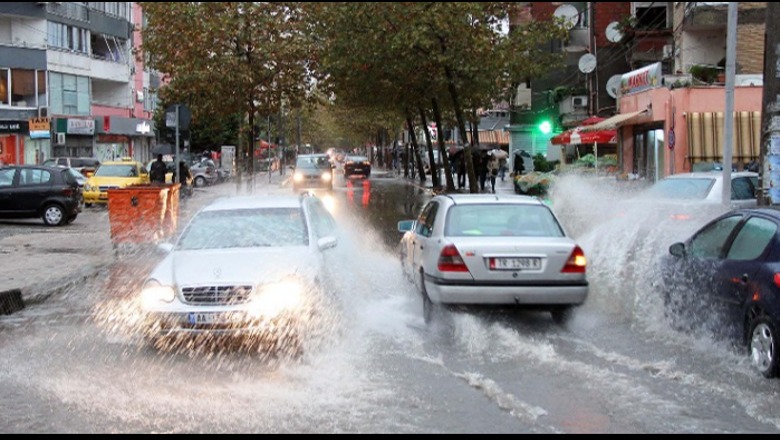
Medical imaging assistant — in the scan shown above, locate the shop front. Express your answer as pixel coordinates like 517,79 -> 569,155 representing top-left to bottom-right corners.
95,116 -> 156,164
608,64 -> 764,182
53,118 -> 96,159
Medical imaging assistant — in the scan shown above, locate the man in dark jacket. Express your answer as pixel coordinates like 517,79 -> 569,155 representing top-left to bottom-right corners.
150,154 -> 167,184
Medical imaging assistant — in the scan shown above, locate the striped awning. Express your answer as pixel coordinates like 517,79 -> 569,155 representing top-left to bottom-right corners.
580,110 -> 649,132
686,112 -> 761,164
466,130 -> 510,146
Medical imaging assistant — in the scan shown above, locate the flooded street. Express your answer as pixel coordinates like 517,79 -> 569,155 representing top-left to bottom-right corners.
1,174 -> 780,433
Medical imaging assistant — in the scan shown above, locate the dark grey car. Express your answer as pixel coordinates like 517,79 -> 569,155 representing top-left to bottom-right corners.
0,165 -> 83,226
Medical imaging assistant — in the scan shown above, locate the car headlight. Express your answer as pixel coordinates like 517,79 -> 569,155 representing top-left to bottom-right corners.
85,184 -> 93,192
140,279 -> 176,308
250,280 -> 304,319
294,172 -> 304,183
321,172 -> 333,182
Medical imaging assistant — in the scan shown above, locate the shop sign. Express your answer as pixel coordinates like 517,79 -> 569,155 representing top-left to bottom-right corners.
29,117 -> 51,139
621,62 -> 663,96
67,119 -> 96,135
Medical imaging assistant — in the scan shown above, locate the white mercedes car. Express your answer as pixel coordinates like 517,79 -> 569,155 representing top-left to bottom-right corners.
139,194 -> 339,354
398,194 -> 589,325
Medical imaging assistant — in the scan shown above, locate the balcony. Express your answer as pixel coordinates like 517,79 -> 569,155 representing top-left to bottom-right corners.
46,2 -> 90,22
683,2 -> 729,31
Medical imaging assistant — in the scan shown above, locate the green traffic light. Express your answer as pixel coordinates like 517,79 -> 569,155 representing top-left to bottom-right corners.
539,121 -> 553,135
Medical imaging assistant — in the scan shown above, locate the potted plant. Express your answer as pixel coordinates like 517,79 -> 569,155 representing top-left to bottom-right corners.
689,64 -> 719,85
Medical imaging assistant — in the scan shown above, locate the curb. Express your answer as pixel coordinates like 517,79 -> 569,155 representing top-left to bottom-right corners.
20,263 -> 113,309
0,289 -> 24,316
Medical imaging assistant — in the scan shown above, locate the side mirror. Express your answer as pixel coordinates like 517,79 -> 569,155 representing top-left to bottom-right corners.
157,243 -> 175,254
398,220 -> 415,233
318,236 -> 338,251
669,243 -> 686,258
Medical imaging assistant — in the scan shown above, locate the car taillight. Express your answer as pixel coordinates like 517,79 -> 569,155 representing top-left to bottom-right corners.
562,246 -> 587,274
62,188 -> 74,197
438,245 -> 470,273
774,274 -> 780,289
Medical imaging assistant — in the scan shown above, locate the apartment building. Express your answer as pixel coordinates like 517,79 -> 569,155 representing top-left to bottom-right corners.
0,2 -> 160,166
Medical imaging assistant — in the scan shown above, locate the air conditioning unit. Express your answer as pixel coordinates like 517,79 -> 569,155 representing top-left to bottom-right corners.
38,106 -> 49,118
55,132 -> 66,146
571,95 -> 588,108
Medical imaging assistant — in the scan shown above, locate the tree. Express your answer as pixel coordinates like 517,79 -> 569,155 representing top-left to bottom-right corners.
140,2 -> 317,192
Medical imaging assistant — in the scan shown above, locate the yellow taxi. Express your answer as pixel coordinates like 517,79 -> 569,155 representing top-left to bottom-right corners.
84,158 -> 150,206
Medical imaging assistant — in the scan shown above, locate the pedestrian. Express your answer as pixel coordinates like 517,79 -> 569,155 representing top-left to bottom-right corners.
498,158 -> 508,182
477,151 -> 489,193
513,153 -> 526,177
179,160 -> 193,198
487,153 -> 500,194
456,153 -> 467,190
150,154 -> 167,185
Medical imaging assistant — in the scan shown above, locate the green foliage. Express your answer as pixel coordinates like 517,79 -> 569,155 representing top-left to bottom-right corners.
533,154 -> 559,173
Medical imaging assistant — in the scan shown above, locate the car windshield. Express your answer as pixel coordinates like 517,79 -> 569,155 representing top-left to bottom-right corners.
446,204 -> 565,238
644,178 -> 715,200
296,156 -> 331,170
176,208 -> 309,251
95,165 -> 138,178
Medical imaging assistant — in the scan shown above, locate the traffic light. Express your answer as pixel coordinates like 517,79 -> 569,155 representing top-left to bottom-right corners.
538,120 -> 553,135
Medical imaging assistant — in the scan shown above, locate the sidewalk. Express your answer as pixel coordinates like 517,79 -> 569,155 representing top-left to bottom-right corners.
0,173 -> 288,312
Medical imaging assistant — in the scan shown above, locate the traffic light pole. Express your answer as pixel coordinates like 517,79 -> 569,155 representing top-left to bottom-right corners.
721,2 -> 737,207
761,3 -> 780,206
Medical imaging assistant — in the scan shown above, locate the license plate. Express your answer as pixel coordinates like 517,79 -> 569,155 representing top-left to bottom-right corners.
188,313 -> 237,325
491,258 -> 542,271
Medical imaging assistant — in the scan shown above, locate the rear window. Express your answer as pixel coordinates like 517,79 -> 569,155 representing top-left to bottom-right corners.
445,204 -> 565,238
644,178 -> 715,200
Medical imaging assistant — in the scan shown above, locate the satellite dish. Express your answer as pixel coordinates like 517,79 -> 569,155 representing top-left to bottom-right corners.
578,54 -> 597,74
606,75 -> 622,99
553,4 -> 580,30
606,22 -> 623,44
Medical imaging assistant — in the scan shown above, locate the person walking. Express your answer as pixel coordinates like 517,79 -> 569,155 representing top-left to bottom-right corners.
487,152 -> 500,194
150,154 -> 167,185
178,160 -> 193,198
476,151 -> 489,193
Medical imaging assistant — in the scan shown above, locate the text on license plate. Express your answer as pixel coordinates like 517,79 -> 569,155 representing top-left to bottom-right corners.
490,258 -> 542,271
188,313 -> 237,325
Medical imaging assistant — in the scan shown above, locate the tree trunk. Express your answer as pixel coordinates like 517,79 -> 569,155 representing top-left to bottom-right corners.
445,66 -> 478,193
248,101 -> 256,194
406,115 -> 427,185
431,98 -> 456,192
419,107 -> 440,188
236,115 -> 244,194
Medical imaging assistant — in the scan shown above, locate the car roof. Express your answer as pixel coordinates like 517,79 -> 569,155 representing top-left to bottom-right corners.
731,208 -> 780,218
438,194 -> 546,206
664,171 -> 758,179
202,196 -> 305,212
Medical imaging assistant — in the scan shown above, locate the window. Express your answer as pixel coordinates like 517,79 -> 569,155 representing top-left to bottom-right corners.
0,69 -> 44,108
416,202 -> 439,238
0,169 -> 16,188
732,178 -> 756,201
47,22 -> 90,55
446,205 -> 565,238
633,2 -> 670,30
727,217 -> 777,261
689,215 -> 743,259
49,72 -> 91,116
18,169 -> 52,187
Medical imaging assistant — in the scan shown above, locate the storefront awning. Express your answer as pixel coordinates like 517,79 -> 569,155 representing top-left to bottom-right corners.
687,111 -> 761,164
466,130 -> 510,146
580,110 -> 649,132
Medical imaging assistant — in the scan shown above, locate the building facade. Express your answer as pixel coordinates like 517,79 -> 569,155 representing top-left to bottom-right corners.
0,2 -> 160,166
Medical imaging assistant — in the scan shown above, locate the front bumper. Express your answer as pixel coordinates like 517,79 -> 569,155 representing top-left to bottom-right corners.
424,277 -> 588,306
84,191 -> 110,204
143,309 -> 299,338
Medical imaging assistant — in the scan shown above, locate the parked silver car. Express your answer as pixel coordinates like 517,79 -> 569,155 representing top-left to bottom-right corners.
190,159 -> 219,188
398,194 -> 588,325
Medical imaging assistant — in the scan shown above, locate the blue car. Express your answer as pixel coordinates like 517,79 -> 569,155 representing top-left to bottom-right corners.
661,209 -> 780,378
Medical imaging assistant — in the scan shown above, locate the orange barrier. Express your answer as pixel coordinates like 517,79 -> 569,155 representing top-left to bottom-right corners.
107,184 -> 180,244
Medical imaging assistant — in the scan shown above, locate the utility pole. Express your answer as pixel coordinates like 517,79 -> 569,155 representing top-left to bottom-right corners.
721,2 -> 738,207
761,3 -> 780,206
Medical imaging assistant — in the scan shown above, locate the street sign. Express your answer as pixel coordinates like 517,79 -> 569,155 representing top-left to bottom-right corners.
165,104 -> 192,130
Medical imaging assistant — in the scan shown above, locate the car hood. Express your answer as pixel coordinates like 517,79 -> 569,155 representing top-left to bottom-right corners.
151,247 -> 319,287
87,176 -> 142,187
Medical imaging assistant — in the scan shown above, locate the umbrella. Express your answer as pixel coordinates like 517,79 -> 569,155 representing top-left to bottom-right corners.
490,149 -> 509,160
550,128 -> 617,146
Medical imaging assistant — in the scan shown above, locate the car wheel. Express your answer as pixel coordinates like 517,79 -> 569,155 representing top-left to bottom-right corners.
749,316 -> 778,379
42,204 -> 66,227
195,176 -> 207,188
551,306 -> 575,326
420,272 -> 437,325
84,203 -> 93,208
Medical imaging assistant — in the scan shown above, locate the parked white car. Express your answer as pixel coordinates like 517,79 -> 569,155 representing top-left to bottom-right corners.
398,194 -> 589,325
138,194 -> 339,355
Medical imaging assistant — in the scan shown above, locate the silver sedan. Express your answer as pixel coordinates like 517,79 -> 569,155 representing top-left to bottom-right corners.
398,195 -> 588,325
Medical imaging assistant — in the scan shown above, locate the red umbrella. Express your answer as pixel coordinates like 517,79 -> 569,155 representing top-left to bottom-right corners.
551,127 -> 617,146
